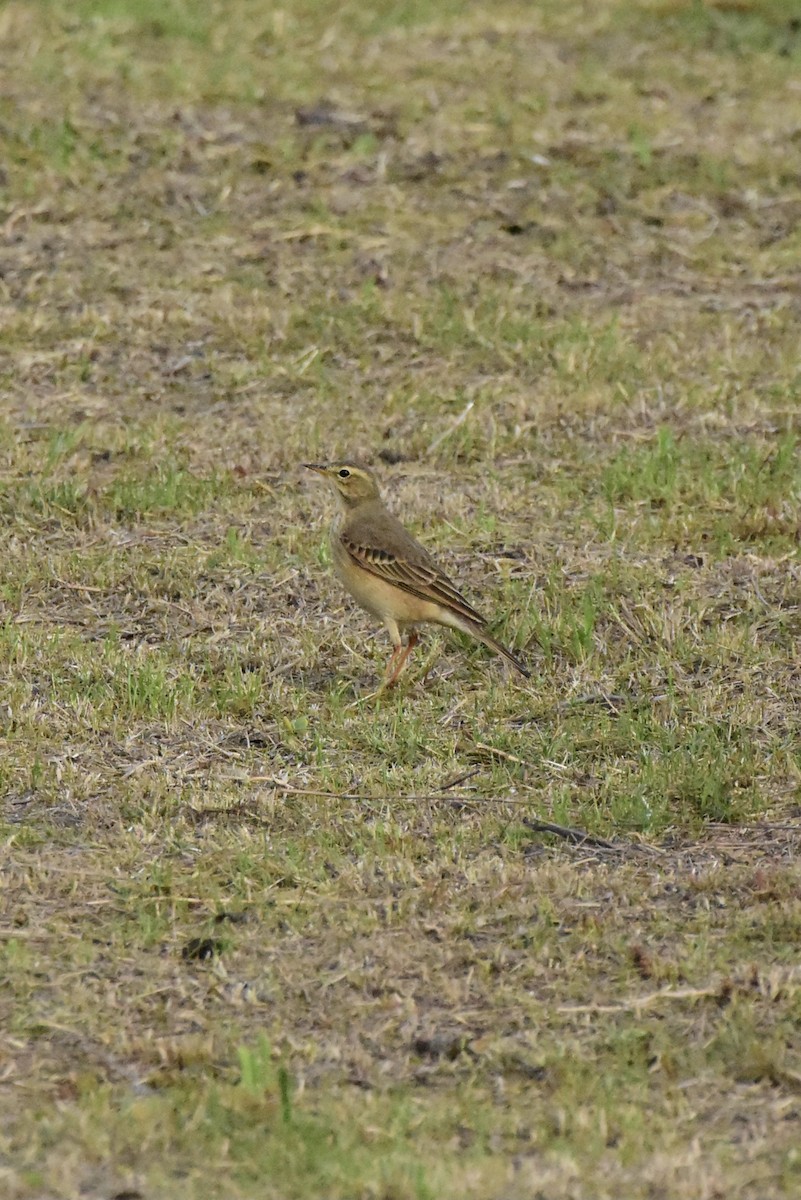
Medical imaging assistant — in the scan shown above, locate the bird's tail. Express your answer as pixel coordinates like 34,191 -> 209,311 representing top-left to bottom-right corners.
469,623 -> 531,679
439,608 -> 531,679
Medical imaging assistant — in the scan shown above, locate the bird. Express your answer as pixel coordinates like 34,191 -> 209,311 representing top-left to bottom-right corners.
304,461 -> 530,686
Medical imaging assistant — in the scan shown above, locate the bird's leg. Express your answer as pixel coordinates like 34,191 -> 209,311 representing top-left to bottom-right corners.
384,644 -> 401,676
384,630 -> 419,688
380,620 -> 405,689
383,633 -> 403,684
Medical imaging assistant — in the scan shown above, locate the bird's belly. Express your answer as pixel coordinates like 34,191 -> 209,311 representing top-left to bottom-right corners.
331,538 -> 442,626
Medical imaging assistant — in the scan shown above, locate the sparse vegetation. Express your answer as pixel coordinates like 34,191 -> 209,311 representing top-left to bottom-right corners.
1,1 -> 800,1197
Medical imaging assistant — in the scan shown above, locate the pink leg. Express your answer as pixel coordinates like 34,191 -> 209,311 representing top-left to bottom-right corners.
384,630 -> 419,688
383,642 -> 401,680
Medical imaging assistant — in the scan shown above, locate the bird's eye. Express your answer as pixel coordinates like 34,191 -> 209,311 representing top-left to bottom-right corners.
338,468 -> 351,478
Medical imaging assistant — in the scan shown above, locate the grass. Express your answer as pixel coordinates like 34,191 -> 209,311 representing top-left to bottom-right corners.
1,0 -> 801,1196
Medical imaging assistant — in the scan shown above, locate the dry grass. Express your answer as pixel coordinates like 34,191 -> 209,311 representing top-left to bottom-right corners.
1,0 -> 801,1196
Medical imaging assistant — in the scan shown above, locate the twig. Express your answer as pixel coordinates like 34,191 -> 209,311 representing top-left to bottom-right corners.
53,578 -> 105,593
556,692 -> 627,714
557,984 -> 728,1015
440,767 -> 482,792
196,779 -> 565,807
522,816 -> 615,850
426,400 -> 474,455
220,776 -> 496,802
470,741 -> 529,766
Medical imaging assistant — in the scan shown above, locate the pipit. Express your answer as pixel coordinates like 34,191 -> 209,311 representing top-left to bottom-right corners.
305,462 -> 530,685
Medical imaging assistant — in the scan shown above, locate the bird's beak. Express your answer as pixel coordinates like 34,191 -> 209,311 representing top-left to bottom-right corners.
304,463 -> 327,475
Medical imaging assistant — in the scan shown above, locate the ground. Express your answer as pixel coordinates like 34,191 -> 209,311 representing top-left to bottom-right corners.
1,1 -> 800,1197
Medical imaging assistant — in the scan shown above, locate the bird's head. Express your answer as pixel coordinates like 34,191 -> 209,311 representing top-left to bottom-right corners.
304,462 -> 381,507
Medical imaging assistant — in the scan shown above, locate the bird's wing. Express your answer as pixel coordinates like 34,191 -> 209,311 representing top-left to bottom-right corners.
340,508 -> 486,627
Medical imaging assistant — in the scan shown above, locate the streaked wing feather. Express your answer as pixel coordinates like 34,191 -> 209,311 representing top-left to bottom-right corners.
341,534 -> 485,626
